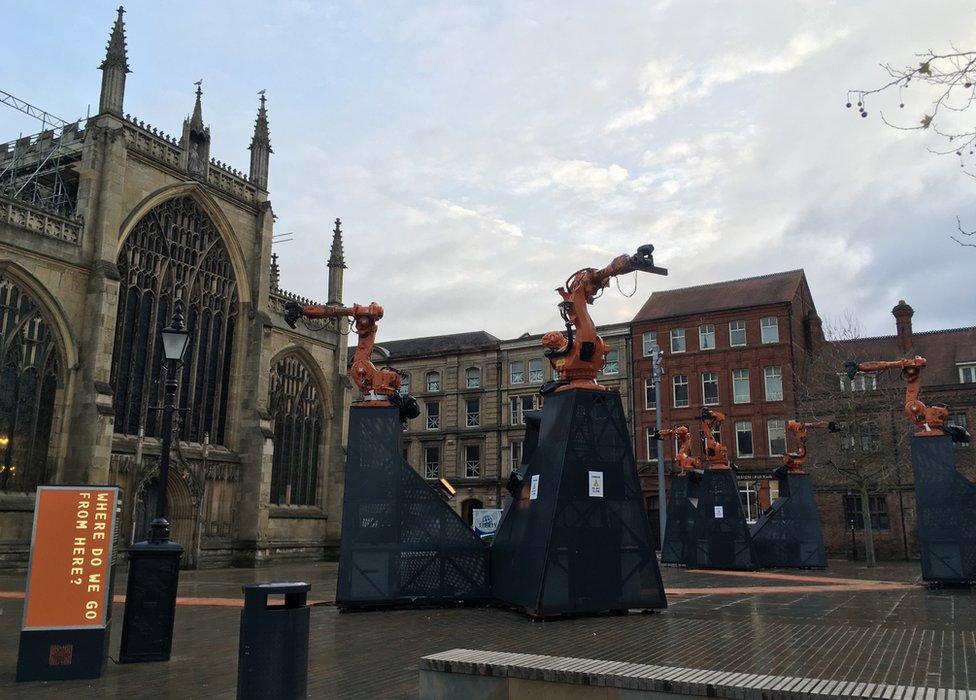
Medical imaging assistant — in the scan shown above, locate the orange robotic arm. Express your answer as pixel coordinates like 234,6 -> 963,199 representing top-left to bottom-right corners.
844,356 -> 950,438
650,426 -> 701,473
285,301 -> 406,404
697,408 -> 729,470
542,245 -> 666,392
784,420 -> 839,472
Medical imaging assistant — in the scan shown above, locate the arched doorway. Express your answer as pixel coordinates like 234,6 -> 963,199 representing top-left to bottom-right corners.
111,195 -> 239,446
134,461 -> 200,568
461,498 -> 483,527
0,272 -> 63,492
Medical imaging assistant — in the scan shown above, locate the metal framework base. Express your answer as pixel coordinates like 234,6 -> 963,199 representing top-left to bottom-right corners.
491,388 -> 667,617
750,471 -> 827,569
661,473 -> 700,565
336,405 -> 490,608
688,469 -> 757,570
912,435 -> 976,583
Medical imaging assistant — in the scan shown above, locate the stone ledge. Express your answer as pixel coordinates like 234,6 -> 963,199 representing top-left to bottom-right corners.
418,649 -> 959,699
268,504 -> 327,520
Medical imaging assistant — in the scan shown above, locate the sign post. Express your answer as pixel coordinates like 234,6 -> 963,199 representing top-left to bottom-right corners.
16,485 -> 121,682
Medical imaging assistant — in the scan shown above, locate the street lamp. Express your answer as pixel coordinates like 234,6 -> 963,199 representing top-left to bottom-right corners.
119,300 -> 190,663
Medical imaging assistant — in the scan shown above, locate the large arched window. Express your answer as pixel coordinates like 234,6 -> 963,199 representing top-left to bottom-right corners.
111,196 -> 239,445
268,355 -> 325,506
0,274 -> 61,492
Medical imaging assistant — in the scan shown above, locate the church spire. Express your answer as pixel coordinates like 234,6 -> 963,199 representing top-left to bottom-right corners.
327,218 -> 346,305
181,81 -> 210,179
98,6 -> 130,115
270,252 -> 281,292
190,81 -> 205,132
248,91 -> 272,190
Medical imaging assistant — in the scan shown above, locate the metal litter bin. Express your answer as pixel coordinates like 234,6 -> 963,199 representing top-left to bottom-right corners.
237,581 -> 311,700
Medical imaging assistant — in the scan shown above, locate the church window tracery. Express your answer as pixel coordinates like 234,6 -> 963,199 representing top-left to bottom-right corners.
268,355 -> 324,506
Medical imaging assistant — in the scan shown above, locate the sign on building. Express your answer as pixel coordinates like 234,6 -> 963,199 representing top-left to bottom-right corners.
472,508 -> 504,537
17,486 -> 121,682
588,471 -> 604,498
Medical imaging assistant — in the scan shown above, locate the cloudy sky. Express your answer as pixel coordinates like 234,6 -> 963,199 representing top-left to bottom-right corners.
2,1 -> 975,341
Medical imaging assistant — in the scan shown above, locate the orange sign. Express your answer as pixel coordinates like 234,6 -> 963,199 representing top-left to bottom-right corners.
22,486 -> 120,630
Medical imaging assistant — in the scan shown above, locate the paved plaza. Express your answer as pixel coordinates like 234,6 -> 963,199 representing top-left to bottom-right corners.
1,559 -> 974,698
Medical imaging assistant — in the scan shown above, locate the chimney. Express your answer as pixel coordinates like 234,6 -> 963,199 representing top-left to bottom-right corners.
892,300 -> 914,353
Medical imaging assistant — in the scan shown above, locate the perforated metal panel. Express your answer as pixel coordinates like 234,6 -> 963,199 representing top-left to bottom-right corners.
336,406 -> 490,607
661,474 -> 700,565
491,389 -> 667,616
912,435 -> 976,583
750,471 -> 827,569
689,469 -> 757,570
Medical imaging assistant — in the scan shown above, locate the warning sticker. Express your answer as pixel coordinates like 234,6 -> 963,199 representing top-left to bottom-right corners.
529,474 -> 540,500
714,506 -> 724,519
588,471 -> 604,498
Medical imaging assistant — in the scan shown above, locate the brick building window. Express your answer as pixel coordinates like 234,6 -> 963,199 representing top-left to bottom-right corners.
528,358 -> 544,383
424,446 -> 440,479
767,419 -> 787,456
701,372 -> 719,405
761,317 -> 779,343
466,399 -> 480,427
645,427 -> 658,463
510,361 -> 524,384
764,366 -> 783,401
670,329 -> 686,353
699,324 -> 716,350
729,320 -> 746,347
466,367 -> 480,388
950,412 -> 969,448
959,364 -> 976,383
644,378 -> 657,410
399,372 -> 411,396
426,401 -> 440,430
510,441 -> 523,471
840,373 -> 877,391
642,332 -> 657,356
843,494 -> 890,530
426,371 -> 441,392
732,369 -> 750,403
464,445 -> 481,478
735,421 -> 754,457
510,395 -> 536,425
603,350 -> 619,375
672,375 -> 689,408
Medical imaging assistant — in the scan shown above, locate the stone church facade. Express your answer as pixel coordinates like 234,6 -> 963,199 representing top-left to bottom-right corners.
0,8 -> 348,569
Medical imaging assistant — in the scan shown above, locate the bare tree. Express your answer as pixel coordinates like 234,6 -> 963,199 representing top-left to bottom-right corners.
849,48 -> 976,248
795,314 -> 912,567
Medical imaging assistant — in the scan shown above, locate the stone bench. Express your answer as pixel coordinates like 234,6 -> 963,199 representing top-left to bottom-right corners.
419,648 -> 963,699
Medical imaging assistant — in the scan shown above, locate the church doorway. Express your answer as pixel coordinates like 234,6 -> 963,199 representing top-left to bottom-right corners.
134,465 -> 200,568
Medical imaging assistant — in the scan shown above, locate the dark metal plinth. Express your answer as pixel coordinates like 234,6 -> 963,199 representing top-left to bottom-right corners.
336,405 -> 490,608
750,471 -> 826,569
118,539 -> 183,663
491,388 -> 667,616
912,435 -> 976,583
661,473 -> 700,565
689,469 -> 756,570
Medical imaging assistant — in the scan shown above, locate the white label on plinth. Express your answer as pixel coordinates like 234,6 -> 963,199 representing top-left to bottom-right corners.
529,474 -> 540,500
714,505 -> 724,518
589,471 -> 604,497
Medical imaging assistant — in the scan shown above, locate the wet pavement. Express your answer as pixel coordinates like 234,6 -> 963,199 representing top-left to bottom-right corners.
1,558 -> 974,698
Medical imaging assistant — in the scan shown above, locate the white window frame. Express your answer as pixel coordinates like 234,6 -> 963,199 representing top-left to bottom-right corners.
510,394 -> 536,425
398,373 -> 411,396
424,446 -> 439,479
672,374 -> 689,408
425,401 -> 440,430
959,363 -> 976,384
644,377 -> 657,411
839,373 -> 877,392
760,316 -> 779,344
670,328 -> 686,353
425,371 -> 441,392
509,361 -> 525,384
764,366 -> 783,402
603,350 -> 619,375
464,444 -> 481,478
645,427 -> 659,463
729,320 -> 746,347
465,398 -> 480,427
735,420 -> 754,458
699,324 -> 716,351
642,332 -> 657,357
701,371 -> 719,406
510,441 -> 523,470
732,369 -> 750,404
767,419 -> 787,456
528,358 -> 544,383
465,367 -> 480,389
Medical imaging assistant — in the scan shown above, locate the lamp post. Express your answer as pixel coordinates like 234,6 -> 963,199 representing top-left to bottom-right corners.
650,344 -> 666,550
119,300 -> 190,663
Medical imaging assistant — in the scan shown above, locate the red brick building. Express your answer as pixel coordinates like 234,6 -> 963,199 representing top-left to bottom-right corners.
630,270 -> 821,538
